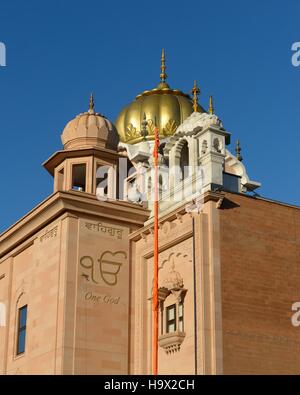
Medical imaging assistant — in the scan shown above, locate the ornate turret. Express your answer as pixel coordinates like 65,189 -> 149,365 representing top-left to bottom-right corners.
44,95 -> 121,199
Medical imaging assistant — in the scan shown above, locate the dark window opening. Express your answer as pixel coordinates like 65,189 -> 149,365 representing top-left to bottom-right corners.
166,304 -> 176,333
57,167 -> 64,190
148,177 -> 152,194
96,165 -> 109,196
17,305 -> 27,355
159,174 -> 163,187
72,164 -> 86,192
180,141 -> 189,180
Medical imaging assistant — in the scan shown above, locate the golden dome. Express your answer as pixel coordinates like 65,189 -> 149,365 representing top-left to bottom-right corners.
115,50 -> 205,145
61,94 -> 119,151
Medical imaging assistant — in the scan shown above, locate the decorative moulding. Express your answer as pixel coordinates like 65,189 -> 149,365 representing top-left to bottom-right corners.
158,331 -> 186,354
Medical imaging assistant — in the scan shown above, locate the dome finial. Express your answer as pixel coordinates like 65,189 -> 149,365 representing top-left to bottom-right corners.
209,95 -> 214,115
160,48 -> 167,83
89,93 -> 95,113
236,139 -> 243,161
191,80 -> 200,112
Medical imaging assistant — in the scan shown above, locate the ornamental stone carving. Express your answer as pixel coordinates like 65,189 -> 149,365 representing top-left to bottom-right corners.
158,253 -> 187,354
126,123 -> 139,140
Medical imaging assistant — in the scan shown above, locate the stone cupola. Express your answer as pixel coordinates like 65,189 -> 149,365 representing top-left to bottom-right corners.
61,94 -> 119,151
43,95 -> 121,200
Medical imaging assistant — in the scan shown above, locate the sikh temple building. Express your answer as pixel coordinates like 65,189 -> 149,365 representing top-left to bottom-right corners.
1,51 -> 300,375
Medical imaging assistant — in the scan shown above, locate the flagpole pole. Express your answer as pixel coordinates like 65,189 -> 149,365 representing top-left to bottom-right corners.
152,126 -> 159,375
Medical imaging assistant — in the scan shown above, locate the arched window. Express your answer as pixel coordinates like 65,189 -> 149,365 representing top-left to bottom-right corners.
179,141 -> 189,180
157,288 -> 187,354
16,305 -> 27,355
201,140 -> 208,155
72,164 -> 86,192
15,292 -> 28,356
156,257 -> 187,354
96,165 -> 113,199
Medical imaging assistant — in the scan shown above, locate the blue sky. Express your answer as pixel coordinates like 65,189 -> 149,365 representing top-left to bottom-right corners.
0,0 -> 299,232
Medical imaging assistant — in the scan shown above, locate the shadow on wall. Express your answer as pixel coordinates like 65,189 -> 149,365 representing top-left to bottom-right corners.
219,197 -> 240,210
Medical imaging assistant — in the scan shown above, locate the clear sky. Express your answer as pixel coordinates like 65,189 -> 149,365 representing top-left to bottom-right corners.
0,0 -> 299,232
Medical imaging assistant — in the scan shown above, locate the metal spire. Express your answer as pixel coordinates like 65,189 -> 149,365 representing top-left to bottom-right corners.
209,95 -> 214,115
89,93 -> 95,113
236,139 -> 243,161
191,80 -> 200,112
160,48 -> 167,83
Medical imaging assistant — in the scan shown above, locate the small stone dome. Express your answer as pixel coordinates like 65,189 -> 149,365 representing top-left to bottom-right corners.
61,95 -> 119,150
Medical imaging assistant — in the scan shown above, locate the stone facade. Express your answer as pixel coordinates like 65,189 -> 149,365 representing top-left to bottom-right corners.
1,94 -> 300,375
2,189 -> 300,374
0,193 -> 148,374
220,192 -> 300,374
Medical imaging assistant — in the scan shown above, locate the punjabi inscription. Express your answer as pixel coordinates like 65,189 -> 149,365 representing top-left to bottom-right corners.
80,250 -> 127,286
84,222 -> 123,240
39,226 -> 58,243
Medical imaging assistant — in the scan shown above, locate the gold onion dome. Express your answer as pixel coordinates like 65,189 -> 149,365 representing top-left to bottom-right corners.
115,49 -> 205,145
61,94 -> 119,150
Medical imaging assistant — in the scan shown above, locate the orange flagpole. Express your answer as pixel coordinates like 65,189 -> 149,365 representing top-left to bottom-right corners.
152,125 -> 159,375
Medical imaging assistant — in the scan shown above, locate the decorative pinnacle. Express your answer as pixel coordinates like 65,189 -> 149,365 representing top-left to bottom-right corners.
141,112 -> 148,140
160,48 -> 167,83
191,80 -> 200,112
236,139 -> 243,161
209,95 -> 214,115
89,93 -> 95,113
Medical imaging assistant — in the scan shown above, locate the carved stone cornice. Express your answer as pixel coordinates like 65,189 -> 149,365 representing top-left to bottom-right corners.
0,190 -> 150,260
158,331 -> 186,354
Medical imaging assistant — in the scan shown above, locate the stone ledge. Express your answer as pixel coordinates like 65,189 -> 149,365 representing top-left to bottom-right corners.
158,331 -> 186,354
